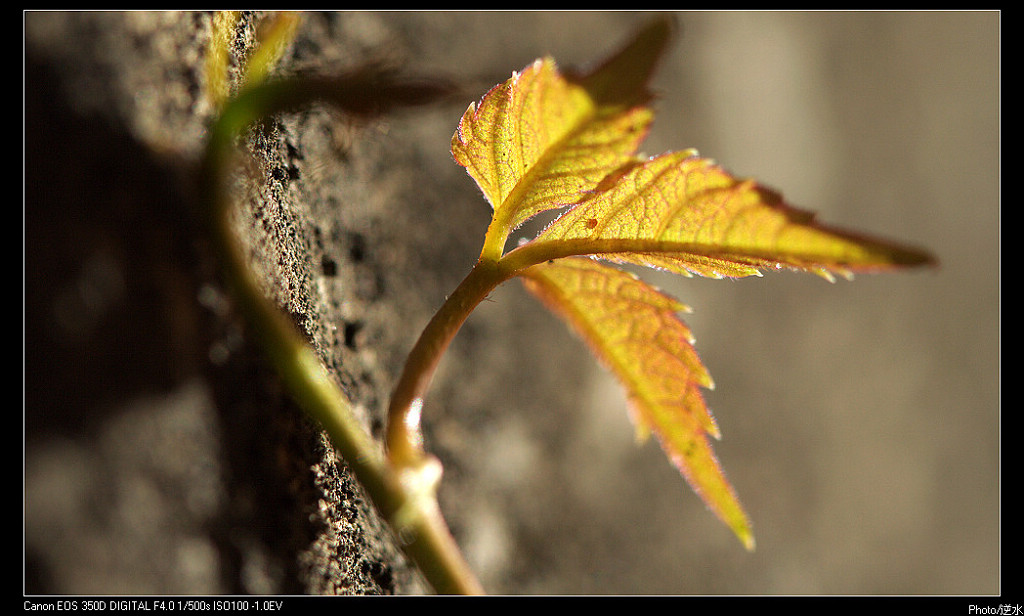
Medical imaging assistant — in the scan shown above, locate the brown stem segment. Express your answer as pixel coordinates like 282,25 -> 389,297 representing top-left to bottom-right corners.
385,258 -> 514,468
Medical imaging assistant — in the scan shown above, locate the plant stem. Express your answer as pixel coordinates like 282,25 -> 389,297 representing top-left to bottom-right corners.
385,258 -> 513,467
202,77 -> 483,595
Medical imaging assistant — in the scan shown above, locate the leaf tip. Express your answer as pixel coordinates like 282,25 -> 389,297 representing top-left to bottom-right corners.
573,14 -> 677,107
739,528 -> 757,552
816,268 -> 837,283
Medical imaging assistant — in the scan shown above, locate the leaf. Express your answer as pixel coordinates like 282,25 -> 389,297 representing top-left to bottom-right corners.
205,11 -> 242,107
449,16 -> 935,549
520,257 -> 753,549
451,18 -> 671,256
242,12 -> 302,89
205,12 -> 300,108
528,150 -> 935,280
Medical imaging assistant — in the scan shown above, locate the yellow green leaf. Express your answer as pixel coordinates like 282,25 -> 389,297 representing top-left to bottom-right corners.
451,18 -> 672,258
205,11 -> 241,108
445,15 -> 935,551
519,257 -> 754,550
204,11 -> 301,109
242,12 -> 301,89
529,150 -> 935,280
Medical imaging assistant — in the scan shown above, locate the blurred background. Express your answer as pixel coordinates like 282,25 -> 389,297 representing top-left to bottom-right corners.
383,11 -> 999,594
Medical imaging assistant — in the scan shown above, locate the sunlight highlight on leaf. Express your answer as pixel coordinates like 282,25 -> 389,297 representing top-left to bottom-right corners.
520,257 -> 754,549
452,18 -> 673,259
443,14 -> 935,552
531,150 -> 935,279
452,60 -> 651,234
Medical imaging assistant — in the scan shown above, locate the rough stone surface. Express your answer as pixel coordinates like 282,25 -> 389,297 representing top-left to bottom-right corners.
25,10 -> 442,595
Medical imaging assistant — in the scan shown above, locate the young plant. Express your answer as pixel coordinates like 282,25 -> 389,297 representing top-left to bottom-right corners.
203,13 -> 935,594
388,15 -> 933,552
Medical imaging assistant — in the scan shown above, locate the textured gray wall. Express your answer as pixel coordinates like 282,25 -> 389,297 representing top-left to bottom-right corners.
25,11 -> 998,595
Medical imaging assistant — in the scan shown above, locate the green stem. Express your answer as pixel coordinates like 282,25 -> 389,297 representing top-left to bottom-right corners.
201,77 -> 483,595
